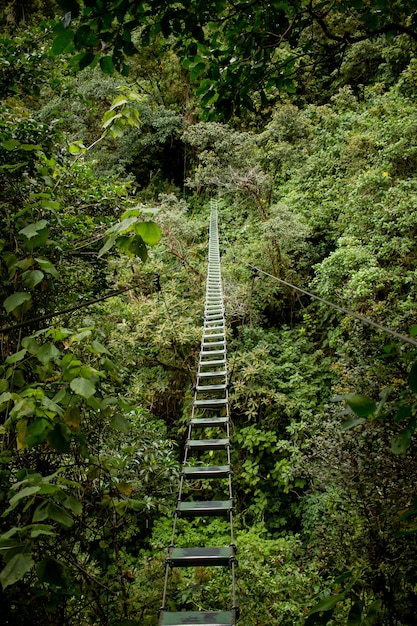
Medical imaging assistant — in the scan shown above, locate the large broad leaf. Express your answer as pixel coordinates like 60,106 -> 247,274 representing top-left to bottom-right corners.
100,55 -> 115,74
56,0 -> 80,18
135,221 -> 162,245
37,557 -> 66,586
341,416 -> 366,430
308,594 -> 344,615
8,485 -> 40,509
0,553 -> 34,590
46,502 -> 73,527
5,349 -> 27,365
74,24 -> 99,48
116,235 -> 148,260
52,27 -> 74,54
70,377 -> 96,399
408,362 -> 417,394
35,257 -> 59,278
37,343 -> 61,364
19,219 -> 47,234
22,270 -> 44,289
3,292 -> 32,315
391,427 -> 413,456
98,234 -> 116,258
345,394 -> 376,417
110,413 -> 130,433
47,422 -> 71,454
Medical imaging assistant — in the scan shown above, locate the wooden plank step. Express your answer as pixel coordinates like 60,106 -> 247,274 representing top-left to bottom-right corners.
186,438 -> 229,450
159,610 -> 235,625
176,500 -> 232,518
181,465 -> 231,479
167,546 -> 234,567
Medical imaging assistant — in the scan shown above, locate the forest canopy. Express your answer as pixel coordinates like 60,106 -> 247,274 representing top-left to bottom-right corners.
1,1 -> 417,624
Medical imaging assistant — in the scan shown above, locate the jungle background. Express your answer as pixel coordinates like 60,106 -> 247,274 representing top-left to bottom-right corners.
1,1 -> 417,624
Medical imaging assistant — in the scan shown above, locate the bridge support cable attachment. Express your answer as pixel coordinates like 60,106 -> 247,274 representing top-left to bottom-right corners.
159,199 -> 238,625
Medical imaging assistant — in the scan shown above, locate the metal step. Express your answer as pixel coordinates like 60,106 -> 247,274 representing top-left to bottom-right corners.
199,360 -> 226,368
193,398 -> 227,409
198,370 -> 227,378
196,384 -> 227,392
200,350 -> 226,358
191,417 -> 228,427
186,438 -> 229,450
159,610 -> 235,625
167,546 -> 235,567
182,465 -> 231,479
176,500 -> 233,518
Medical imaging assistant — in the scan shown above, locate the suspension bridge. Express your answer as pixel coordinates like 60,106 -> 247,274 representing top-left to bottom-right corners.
158,199 -> 239,625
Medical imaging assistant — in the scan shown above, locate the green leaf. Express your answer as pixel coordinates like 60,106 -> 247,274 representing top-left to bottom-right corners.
9,485 -> 40,509
30,524 -> 56,538
364,600 -> 382,624
345,394 -> 376,417
35,257 -> 59,278
70,50 -> 96,70
190,62 -> 206,82
70,377 -> 96,399
23,228 -> 49,253
62,494 -> 82,515
0,392 -> 12,406
74,25 -> 99,48
5,349 -> 27,365
110,96 -> 129,111
46,502 -> 73,527
391,427 -> 413,456
4,292 -> 32,315
37,557 -> 66,586
0,553 -> 34,590
116,235 -> 148,260
108,216 -> 137,234
134,221 -> 162,245
37,343 -> 60,364
22,270 -> 44,289
98,234 -> 117,258
110,413 -> 130,433
102,110 -> 122,129
47,422 -> 71,454
341,416 -> 366,430
19,220 -> 48,239
2,139 -> 21,150
408,362 -> 417,394
91,340 -> 110,355
52,28 -> 74,54
308,594 -> 344,615
347,600 -> 363,625
100,55 -> 115,74
56,0 -> 80,19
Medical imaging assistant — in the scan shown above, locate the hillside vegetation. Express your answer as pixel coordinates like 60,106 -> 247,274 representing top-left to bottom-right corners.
1,2 -> 417,624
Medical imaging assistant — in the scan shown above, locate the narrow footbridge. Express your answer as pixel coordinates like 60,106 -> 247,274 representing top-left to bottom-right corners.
159,199 -> 238,625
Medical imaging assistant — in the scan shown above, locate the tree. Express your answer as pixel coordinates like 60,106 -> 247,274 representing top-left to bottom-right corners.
49,0 -> 417,116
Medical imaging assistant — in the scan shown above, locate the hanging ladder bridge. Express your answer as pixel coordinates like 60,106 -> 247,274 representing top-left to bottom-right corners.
158,199 -> 239,625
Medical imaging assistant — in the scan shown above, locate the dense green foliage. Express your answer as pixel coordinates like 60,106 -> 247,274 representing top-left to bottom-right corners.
1,2 -> 417,625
